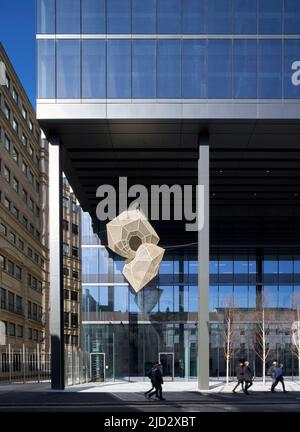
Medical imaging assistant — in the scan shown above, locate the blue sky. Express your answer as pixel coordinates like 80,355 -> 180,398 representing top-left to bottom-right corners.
0,1 -> 36,107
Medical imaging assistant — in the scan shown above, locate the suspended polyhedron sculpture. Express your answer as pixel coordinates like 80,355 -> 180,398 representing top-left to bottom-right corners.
106,209 -> 165,292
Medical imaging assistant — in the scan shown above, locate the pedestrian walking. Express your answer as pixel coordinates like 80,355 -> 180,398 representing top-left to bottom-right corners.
144,364 -> 156,398
232,360 -> 245,394
268,360 -> 277,388
243,360 -> 254,394
147,363 -> 165,401
271,363 -> 287,393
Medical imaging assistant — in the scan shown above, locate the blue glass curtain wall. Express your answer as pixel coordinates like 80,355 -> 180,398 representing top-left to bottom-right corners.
37,38 -> 300,99
37,0 -> 300,35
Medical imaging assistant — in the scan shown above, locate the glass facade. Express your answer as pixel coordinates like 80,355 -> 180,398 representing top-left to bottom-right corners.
36,0 -> 300,100
82,213 -> 300,380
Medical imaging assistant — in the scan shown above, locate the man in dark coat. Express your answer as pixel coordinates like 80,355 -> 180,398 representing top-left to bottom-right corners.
232,360 -> 245,393
243,360 -> 254,394
271,363 -> 287,393
147,363 -> 165,401
144,364 -> 156,398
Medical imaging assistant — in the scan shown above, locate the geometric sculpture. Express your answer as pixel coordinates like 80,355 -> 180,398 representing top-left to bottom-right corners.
106,209 -> 165,292
123,243 -> 165,293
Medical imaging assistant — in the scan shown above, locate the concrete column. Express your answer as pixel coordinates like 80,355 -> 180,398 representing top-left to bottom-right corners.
198,136 -> 210,391
49,139 -> 65,389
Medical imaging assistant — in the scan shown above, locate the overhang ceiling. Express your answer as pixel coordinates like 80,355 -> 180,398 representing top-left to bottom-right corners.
40,119 -> 300,247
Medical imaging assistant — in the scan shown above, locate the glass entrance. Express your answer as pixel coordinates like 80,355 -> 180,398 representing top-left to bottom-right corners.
90,353 -> 105,382
159,352 -> 174,381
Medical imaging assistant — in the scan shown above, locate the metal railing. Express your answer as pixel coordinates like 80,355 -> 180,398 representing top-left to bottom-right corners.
0,344 -> 51,384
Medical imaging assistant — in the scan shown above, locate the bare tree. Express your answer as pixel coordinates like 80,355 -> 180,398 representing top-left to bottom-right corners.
290,292 -> 300,383
252,291 -> 272,385
221,296 -> 238,385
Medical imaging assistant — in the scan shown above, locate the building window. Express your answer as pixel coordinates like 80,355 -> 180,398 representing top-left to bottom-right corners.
57,40 -> 81,99
82,40 -> 106,99
12,118 -> 19,133
107,0 -> 131,34
36,206 -> 40,218
22,162 -> 28,176
258,40 -> 282,99
71,291 -> 78,302
37,40 -> 56,99
34,253 -> 39,263
29,224 -> 34,235
5,74 -> 10,89
32,303 -> 38,321
208,39 -> 232,98
72,201 -> 78,213
4,197 -> 11,211
72,223 -> 78,235
12,147 -> 19,163
107,40 -> 131,98
29,145 -> 34,158
21,106 -> 27,120
8,292 -> 14,312
29,119 -> 33,131
8,323 -> 16,337
4,135 -> 11,152
36,181 -> 40,194
182,40 -> 206,99
22,189 -> 28,203
71,335 -> 79,346
4,104 -> 10,121
4,166 -> 11,183
9,232 -> 16,244
7,260 -> 14,276
0,255 -> 6,270
56,0 -> 80,33
64,312 -> 69,327
0,288 -> 6,309
33,329 -> 39,341
63,196 -> 69,208
64,289 -> 70,300
22,134 -> 27,147
28,328 -> 32,340
12,177 -> 19,193
132,40 -> 156,99
0,223 -> 7,236
82,0 -> 105,34
29,198 -> 34,211
182,0 -> 206,34
72,270 -> 79,279
64,334 -> 70,344
17,325 -> 23,338
22,216 -> 28,228
36,231 -> 41,241
16,295 -> 22,313
132,0 -> 156,34
157,0 -> 181,34
63,267 -> 69,277
12,206 -> 19,219
72,246 -> 79,258
19,239 -> 24,250
259,0 -> 283,34
12,88 -> 19,103
63,243 -> 69,255
28,248 -> 33,258
62,219 -> 69,231
157,40 -> 181,98
71,313 -> 78,329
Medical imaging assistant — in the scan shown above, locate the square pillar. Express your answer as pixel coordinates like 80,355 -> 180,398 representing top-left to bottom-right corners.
198,137 -> 210,391
49,140 -> 65,389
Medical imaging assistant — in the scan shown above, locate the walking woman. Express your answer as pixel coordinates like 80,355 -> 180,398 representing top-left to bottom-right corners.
243,360 -> 254,394
232,360 -> 245,394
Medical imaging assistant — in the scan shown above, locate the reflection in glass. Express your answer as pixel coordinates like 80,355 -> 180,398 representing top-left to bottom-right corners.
132,0 -> 156,33
82,40 -> 106,98
157,40 -> 181,98
233,40 -> 257,98
82,0 -> 106,34
209,285 -> 218,311
57,40 -> 81,99
284,0 -> 300,34
219,286 -> 234,307
107,40 -> 131,98
182,0 -> 206,34
208,40 -> 232,98
37,40 -> 56,99
284,40 -> 300,99
258,40 -> 282,99
263,286 -> 278,308
157,0 -> 181,34
107,0 -> 131,34
132,40 -> 156,98
278,286 -> 292,308
207,0 -> 232,34
259,0 -> 283,34
233,0 -> 257,34
56,0 -> 80,34
182,40 -> 206,98
37,0 -> 55,34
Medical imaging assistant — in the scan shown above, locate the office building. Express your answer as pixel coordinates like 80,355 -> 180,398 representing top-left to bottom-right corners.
36,0 -> 300,388
0,42 -> 49,351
